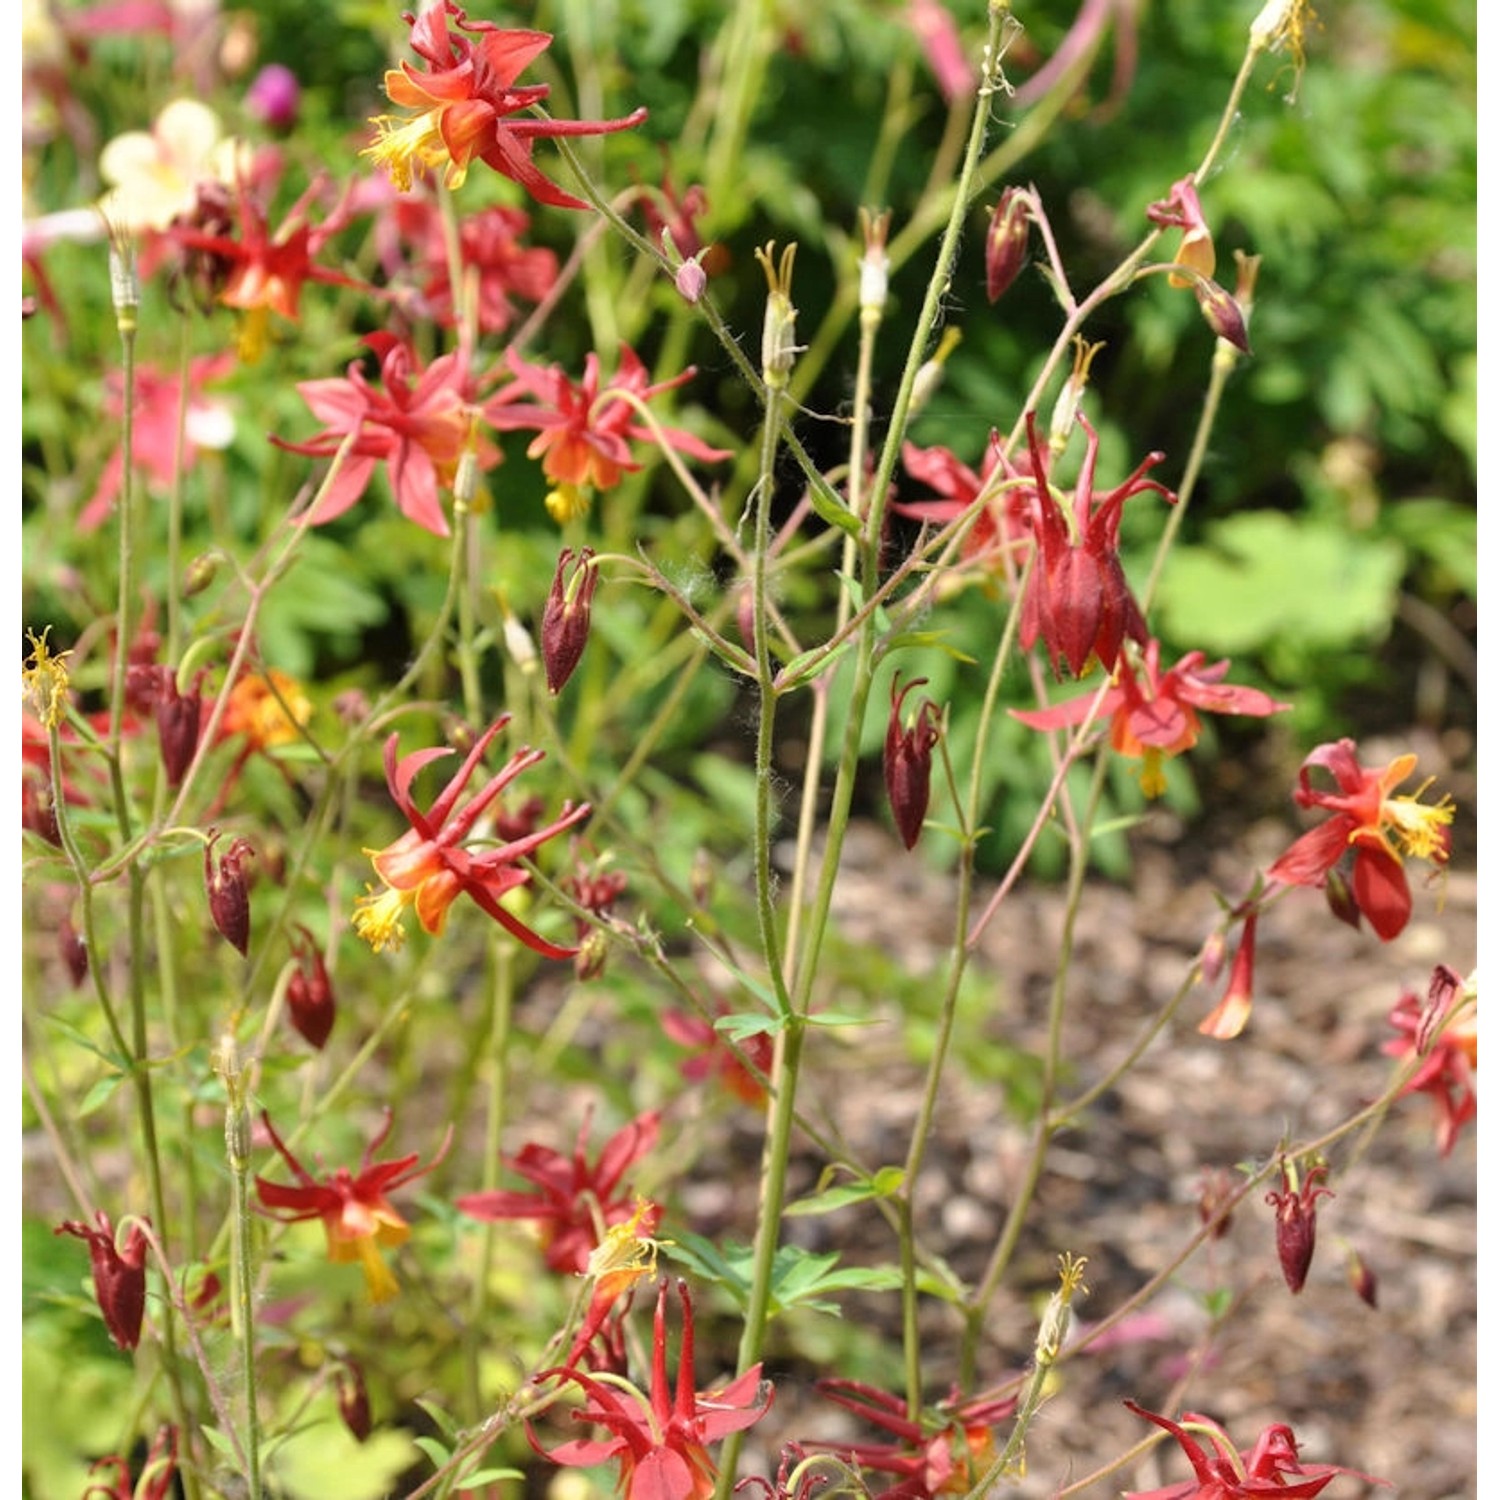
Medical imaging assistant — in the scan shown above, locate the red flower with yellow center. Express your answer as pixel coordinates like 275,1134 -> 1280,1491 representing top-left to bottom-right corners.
254,1110 -> 450,1303
364,1 -> 647,209
1267,738 -> 1453,941
353,714 -> 589,958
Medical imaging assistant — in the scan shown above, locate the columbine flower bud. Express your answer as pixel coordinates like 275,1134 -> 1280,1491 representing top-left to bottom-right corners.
55,1211 -> 149,1350
858,207 -> 891,318
1346,1246 -> 1378,1308
542,547 -> 600,695
910,326 -> 962,414
1048,337 -> 1103,454
23,773 -> 61,846
1195,277 -> 1251,354
155,670 -> 204,787
336,1359 -> 373,1442
885,674 -> 942,850
985,187 -> 1032,303
674,256 -> 708,304
246,63 -> 301,132
1323,866 -> 1363,931
755,241 -> 799,389
59,915 -> 89,987
205,830 -> 254,956
183,549 -> 222,598
1196,1167 -> 1237,1240
1266,1159 -> 1333,1294
287,925 -> 335,1050
1198,910 -> 1258,1040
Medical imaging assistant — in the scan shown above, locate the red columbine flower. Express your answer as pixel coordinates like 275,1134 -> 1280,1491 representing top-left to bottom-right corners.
1146,175 -> 1216,287
815,1379 -> 1018,1499
352,714 -> 590,958
1012,641 -> 1291,797
456,1107 -> 661,1274
254,1109 -> 450,1303
273,332 -> 496,537
1198,908 -> 1259,1041
55,1211 -> 150,1351
661,1001 -> 773,1107
531,1278 -> 773,1500
204,829 -> 254,955
542,547 -> 601,695
985,186 -> 1033,302
1017,410 -> 1174,678
1383,965 -> 1476,1157
1266,739 -> 1454,941
487,345 -> 729,523
364,1 -> 647,209
1265,1159 -> 1333,1295
885,673 -> 942,850
1123,1401 -> 1384,1498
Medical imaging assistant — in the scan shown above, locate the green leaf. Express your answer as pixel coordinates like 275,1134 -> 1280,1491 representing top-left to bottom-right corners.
77,1073 -> 127,1119
785,1166 -> 905,1217
713,1011 -> 785,1043
414,1436 -> 451,1470
458,1469 -> 526,1490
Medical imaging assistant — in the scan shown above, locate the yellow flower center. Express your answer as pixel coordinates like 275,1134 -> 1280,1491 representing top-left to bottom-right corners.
353,885 -> 416,953
22,629 -> 72,728
1138,747 -> 1168,800
545,483 -> 592,525
585,1199 -> 662,1292
363,110 -> 452,193
1383,783 -> 1454,863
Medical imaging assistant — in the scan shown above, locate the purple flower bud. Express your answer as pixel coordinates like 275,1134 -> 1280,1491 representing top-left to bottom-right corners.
675,257 -> 708,304
1266,1160 -> 1333,1294
1195,277 -> 1251,354
985,187 -> 1032,303
246,63 -> 301,131
205,830 -> 254,956
884,674 -> 942,850
541,548 -> 600,694
155,670 -> 204,787
59,915 -> 89,987
336,1359 -> 372,1442
287,925 -> 335,1050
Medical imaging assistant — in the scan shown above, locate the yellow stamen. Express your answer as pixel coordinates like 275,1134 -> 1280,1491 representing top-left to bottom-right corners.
353,885 -> 414,954
1385,785 -> 1454,862
1138,747 -> 1168,800
22,629 -> 72,728
363,110 -> 451,193
353,1235 -> 401,1304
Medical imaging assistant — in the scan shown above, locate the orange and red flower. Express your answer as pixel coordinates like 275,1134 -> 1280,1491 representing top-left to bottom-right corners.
1266,738 -> 1453,941
352,714 -> 589,957
487,345 -> 729,521
364,1 -> 647,209
1012,640 -> 1290,797
254,1109 -> 449,1303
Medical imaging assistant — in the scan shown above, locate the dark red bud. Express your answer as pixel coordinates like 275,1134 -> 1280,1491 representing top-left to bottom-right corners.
56,1210 -> 149,1350
336,1359 -> 372,1442
885,674 -> 942,850
985,188 -> 1032,303
1195,278 -> 1251,354
541,548 -> 600,694
23,772 -> 61,846
1266,1161 -> 1333,1294
59,915 -> 88,987
574,929 -> 610,982
1322,866 -> 1363,931
1196,1168 -> 1237,1240
155,671 -> 204,787
1346,1247 -> 1378,1308
1417,962 -> 1464,1054
287,925 -> 335,1050
205,830 -> 254,956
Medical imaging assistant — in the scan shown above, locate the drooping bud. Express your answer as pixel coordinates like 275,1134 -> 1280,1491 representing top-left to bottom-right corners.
1198,910 -> 1258,1040
1322,866 -> 1363,931
55,1210 -> 150,1350
286,924 -> 335,1050
884,674 -> 942,850
541,547 -> 600,694
1196,1167 -> 1237,1240
1345,1246 -> 1378,1308
246,63 -> 301,132
1194,277 -> 1251,355
59,914 -> 89,987
674,256 -> 708,304
985,187 -> 1032,303
1197,929 -> 1228,986
335,1359 -> 373,1442
754,241 -> 799,390
183,549 -> 223,598
205,829 -> 254,956
1266,1158 -> 1333,1294
155,670 -> 204,787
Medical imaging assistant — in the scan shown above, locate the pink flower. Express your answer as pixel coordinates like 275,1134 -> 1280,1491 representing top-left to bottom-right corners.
82,354 -> 237,530
272,332 -> 496,536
